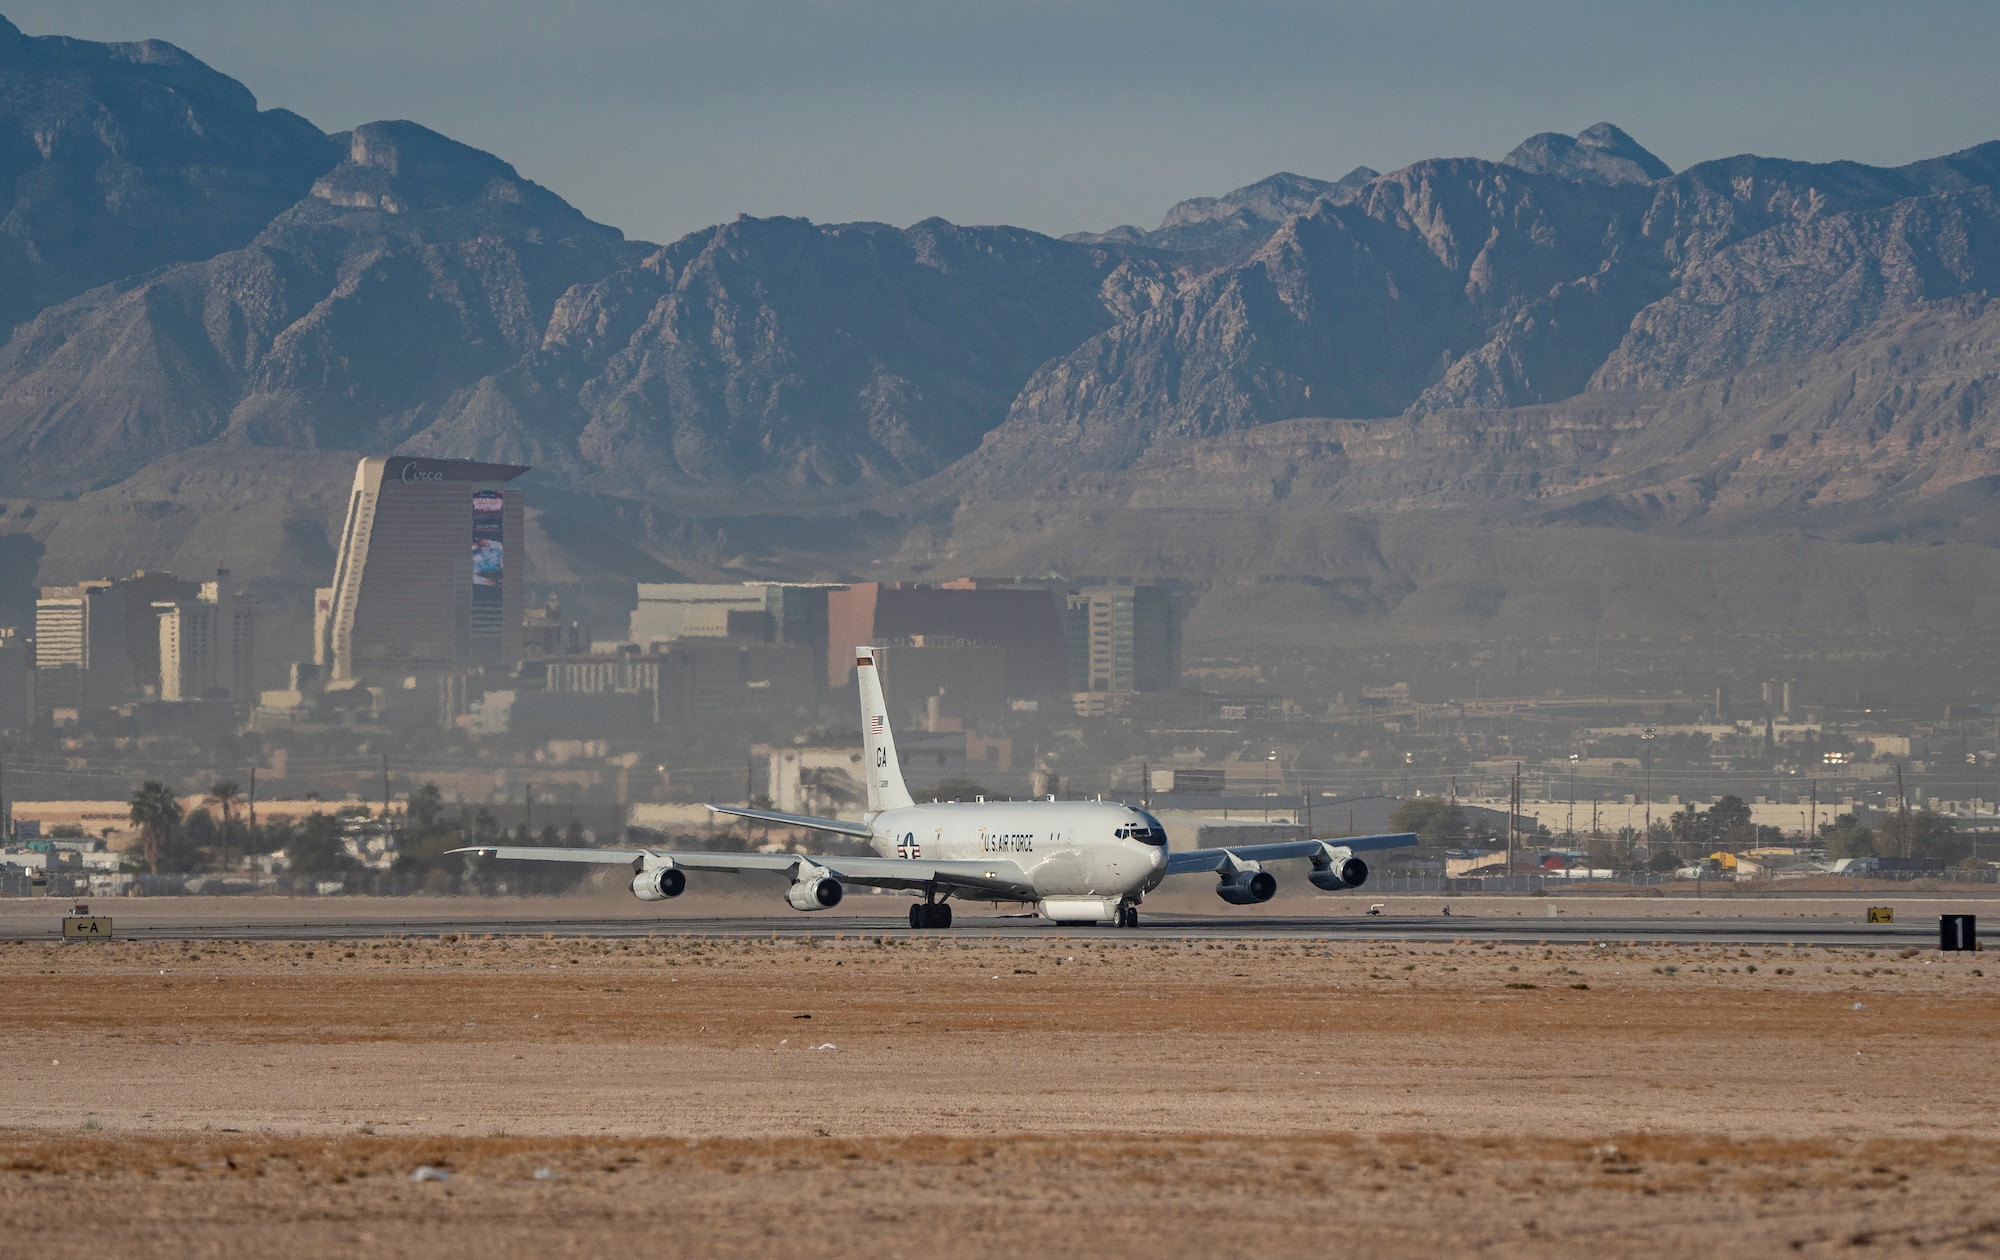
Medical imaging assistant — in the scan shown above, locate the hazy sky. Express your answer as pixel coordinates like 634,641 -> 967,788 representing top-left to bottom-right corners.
12,2 -> 2000,246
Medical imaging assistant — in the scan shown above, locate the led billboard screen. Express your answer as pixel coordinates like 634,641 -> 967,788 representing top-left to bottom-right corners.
471,489 -> 504,649
472,490 -> 504,586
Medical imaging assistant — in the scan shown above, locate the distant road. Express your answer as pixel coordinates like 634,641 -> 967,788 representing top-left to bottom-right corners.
0,911 -> 1952,948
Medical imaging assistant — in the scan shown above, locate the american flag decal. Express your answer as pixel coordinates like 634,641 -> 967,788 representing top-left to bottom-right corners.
870,715 -> 884,734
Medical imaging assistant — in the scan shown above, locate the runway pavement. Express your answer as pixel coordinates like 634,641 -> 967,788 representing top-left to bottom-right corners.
0,909 -> 1962,948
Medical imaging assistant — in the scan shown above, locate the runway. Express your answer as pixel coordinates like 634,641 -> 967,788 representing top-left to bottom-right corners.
0,909 -> 1959,948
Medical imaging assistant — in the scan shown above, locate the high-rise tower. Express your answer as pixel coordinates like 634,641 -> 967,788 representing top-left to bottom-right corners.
319,457 -> 528,682
1067,585 -> 1180,695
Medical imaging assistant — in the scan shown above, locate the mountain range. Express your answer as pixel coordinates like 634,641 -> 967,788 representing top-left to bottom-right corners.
1,14 -> 1998,649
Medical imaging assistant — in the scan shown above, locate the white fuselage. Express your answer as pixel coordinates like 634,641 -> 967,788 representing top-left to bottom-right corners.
866,800 -> 1170,903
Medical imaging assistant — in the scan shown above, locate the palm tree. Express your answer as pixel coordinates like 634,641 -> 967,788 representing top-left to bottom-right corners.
205,780 -> 241,872
129,781 -> 183,875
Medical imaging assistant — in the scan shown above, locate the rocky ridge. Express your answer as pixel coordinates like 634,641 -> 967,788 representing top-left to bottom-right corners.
399,215 -> 1144,502
936,132 -> 2000,528
1065,166 -> 1378,258
1502,121 -> 1674,185
0,119 -> 645,490
0,15 -> 337,334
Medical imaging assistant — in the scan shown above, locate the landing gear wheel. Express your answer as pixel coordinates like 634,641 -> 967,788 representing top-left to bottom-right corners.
1117,905 -> 1139,929
933,903 -> 952,929
908,902 -> 953,929
908,903 -> 923,929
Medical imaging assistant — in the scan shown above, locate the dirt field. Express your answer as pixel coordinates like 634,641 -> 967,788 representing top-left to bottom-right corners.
2,932 -> 1996,1255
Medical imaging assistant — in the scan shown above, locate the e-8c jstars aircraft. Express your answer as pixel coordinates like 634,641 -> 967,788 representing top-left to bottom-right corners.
452,648 -> 1414,928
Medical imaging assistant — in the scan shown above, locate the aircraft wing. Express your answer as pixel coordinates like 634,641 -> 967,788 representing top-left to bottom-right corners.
447,845 -> 647,864
1164,831 -> 1418,875
447,846 -> 1037,901
705,804 -> 875,839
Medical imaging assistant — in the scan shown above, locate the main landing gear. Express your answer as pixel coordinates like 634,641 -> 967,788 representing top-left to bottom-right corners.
909,902 -> 952,929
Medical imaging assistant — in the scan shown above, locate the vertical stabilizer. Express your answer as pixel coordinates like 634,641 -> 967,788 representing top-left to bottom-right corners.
855,647 -> 914,812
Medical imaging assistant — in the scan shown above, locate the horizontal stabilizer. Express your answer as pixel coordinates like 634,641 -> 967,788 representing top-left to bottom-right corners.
706,804 -> 874,839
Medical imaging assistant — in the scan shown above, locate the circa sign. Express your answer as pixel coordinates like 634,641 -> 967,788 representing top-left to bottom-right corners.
399,462 -> 447,484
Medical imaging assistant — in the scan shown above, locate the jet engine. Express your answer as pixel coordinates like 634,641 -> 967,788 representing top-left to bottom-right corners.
785,876 -> 844,911
1309,856 -> 1368,891
630,866 -> 686,901
1215,868 -> 1277,905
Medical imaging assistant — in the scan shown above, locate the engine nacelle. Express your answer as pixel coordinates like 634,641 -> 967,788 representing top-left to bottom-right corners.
785,876 -> 844,911
630,866 -> 686,901
1309,856 -> 1369,891
1215,868 -> 1277,905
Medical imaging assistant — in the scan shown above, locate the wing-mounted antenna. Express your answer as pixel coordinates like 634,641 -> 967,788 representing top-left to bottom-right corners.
855,647 -> 914,812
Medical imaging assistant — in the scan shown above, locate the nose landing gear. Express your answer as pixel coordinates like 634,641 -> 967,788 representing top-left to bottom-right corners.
1116,904 -> 1140,929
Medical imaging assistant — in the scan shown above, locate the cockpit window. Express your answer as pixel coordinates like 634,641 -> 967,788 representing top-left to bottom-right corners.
1124,824 -> 1167,846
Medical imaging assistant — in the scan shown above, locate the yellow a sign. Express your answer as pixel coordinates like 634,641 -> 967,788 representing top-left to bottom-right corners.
61,916 -> 113,940
1866,906 -> 1893,924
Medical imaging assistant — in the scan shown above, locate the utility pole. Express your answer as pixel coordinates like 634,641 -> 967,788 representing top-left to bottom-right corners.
524,781 -> 533,838
1641,727 -> 1656,848
1808,777 -> 1817,848
381,753 -> 391,851
1508,762 -> 1521,871
1896,763 -> 1910,857
249,766 -> 257,839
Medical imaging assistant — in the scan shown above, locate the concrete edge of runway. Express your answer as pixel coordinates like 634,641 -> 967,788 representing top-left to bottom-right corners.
0,913 -> 1968,949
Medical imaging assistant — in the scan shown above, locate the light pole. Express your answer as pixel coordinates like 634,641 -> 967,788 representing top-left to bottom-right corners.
1641,727 -> 1656,865
1568,752 -> 1579,842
